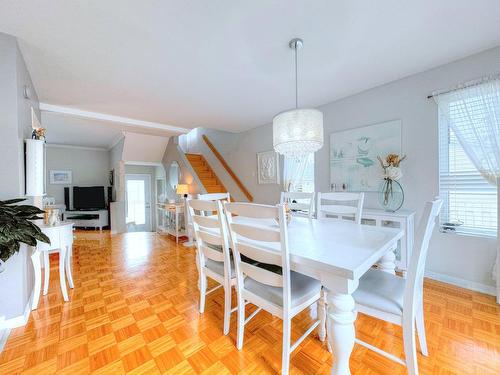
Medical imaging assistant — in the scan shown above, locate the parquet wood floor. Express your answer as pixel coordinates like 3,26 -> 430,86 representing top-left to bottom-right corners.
1,231 -> 499,374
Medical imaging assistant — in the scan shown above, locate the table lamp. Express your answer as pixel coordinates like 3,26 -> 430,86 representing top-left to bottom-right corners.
176,184 -> 189,199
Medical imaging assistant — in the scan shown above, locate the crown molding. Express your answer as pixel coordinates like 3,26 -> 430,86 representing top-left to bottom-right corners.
45,143 -> 108,152
39,103 -> 189,134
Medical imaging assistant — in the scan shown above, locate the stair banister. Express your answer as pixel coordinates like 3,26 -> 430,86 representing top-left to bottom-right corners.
202,135 -> 254,202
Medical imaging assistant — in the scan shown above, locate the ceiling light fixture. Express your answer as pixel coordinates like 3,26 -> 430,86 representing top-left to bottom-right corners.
273,38 -> 324,158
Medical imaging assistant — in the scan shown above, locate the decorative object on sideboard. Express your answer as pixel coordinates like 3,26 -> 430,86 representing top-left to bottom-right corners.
330,119 -> 402,192
0,198 -> 50,272
377,153 -> 406,212
273,38 -> 323,158
257,151 -> 280,184
49,170 -> 72,184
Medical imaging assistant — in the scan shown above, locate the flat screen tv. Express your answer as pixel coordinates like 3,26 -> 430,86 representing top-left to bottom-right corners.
73,186 -> 105,210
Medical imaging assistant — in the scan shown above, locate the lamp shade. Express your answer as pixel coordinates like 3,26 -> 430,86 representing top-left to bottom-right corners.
176,184 -> 189,195
273,108 -> 324,157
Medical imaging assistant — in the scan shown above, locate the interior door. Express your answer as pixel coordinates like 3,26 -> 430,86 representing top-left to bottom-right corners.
125,174 -> 151,232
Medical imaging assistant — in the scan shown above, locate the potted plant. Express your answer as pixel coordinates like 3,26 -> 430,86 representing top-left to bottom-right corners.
0,198 -> 50,272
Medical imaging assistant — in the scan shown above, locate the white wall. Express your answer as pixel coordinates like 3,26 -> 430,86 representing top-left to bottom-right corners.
45,146 -> 110,207
0,33 -> 40,325
184,46 -> 500,292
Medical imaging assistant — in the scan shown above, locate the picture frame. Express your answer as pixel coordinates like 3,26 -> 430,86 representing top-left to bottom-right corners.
49,170 -> 72,185
330,119 -> 402,192
257,151 -> 280,184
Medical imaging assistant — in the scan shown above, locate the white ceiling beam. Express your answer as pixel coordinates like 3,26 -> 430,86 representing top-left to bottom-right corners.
39,103 -> 189,134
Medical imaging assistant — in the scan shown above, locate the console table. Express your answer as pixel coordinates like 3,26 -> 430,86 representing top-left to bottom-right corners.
361,208 -> 415,275
63,209 -> 108,230
31,222 -> 74,309
157,203 -> 186,243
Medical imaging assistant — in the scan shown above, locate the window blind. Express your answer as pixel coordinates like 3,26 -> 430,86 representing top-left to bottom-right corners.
438,98 -> 498,237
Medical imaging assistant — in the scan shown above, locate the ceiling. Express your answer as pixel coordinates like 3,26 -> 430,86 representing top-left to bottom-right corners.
2,1 -> 500,132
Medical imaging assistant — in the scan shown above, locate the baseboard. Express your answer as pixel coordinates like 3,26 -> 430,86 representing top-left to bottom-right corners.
0,326 -> 11,352
2,290 -> 33,330
425,270 -> 497,296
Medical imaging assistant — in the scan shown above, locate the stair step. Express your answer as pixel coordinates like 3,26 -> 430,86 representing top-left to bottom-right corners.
185,153 -> 227,195
190,160 -> 206,167
186,153 -> 203,160
202,178 -> 218,185
197,171 -> 214,178
205,185 -> 225,193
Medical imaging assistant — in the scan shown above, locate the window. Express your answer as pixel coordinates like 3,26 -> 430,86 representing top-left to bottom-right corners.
438,98 -> 498,237
284,153 -> 315,193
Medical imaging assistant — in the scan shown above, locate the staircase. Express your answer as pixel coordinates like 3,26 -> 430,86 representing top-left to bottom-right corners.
185,154 -> 227,194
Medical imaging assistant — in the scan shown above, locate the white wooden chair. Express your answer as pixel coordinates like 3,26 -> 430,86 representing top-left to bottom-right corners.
187,198 -> 235,335
198,192 -> 231,201
280,191 -> 315,219
352,199 -> 443,375
224,202 -> 322,374
317,192 -> 365,224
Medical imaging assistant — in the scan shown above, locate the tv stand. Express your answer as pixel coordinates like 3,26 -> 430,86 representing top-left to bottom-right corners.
63,209 -> 108,230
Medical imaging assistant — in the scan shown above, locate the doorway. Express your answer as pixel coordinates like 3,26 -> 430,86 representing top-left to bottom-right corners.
125,174 -> 152,232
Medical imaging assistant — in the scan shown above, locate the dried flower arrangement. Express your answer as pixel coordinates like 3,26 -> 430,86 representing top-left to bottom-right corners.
377,153 -> 406,207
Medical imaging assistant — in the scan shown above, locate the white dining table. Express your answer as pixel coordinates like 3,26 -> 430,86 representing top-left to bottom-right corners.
231,216 -> 404,375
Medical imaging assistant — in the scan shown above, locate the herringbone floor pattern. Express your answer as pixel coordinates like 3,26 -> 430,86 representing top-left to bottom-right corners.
0,231 -> 499,374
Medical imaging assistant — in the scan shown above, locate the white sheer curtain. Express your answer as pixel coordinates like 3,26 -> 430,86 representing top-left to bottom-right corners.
434,76 -> 500,303
283,154 -> 313,192
434,77 -> 500,184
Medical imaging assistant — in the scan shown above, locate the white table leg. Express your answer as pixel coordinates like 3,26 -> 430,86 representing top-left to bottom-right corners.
59,246 -> 69,301
31,249 -> 42,310
377,244 -> 397,275
318,288 -> 327,342
43,251 -> 50,295
327,292 -> 357,375
65,245 -> 74,289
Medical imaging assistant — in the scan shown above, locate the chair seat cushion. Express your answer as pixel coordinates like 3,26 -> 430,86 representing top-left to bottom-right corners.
205,259 -> 234,277
353,269 -> 406,316
244,271 -> 321,308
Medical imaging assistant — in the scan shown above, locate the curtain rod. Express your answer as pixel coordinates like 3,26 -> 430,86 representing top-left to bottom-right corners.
426,73 -> 500,99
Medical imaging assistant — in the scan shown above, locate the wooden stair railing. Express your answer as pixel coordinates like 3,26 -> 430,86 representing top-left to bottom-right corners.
202,135 -> 254,202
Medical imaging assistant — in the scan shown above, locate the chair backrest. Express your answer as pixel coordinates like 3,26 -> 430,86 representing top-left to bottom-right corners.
280,191 -> 315,219
198,192 -> 231,202
317,192 -> 365,224
224,202 -> 292,309
403,199 -> 443,316
187,198 -> 232,277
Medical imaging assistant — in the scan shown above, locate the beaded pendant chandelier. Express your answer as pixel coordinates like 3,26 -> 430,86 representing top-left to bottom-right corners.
273,38 -> 324,158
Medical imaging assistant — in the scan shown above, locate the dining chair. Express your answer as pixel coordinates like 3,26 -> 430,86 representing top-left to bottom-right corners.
317,192 -> 365,224
198,192 -> 231,201
352,198 -> 443,375
224,202 -> 322,374
280,191 -> 315,218
187,198 -> 235,335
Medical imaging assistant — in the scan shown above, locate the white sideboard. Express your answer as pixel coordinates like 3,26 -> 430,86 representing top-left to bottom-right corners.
361,208 -> 415,275
63,210 -> 108,230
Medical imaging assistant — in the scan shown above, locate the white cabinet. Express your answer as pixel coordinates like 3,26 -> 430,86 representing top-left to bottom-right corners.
63,210 -> 108,230
361,209 -> 415,274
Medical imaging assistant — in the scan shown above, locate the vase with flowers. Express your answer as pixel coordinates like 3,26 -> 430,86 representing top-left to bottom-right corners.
377,153 -> 406,212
